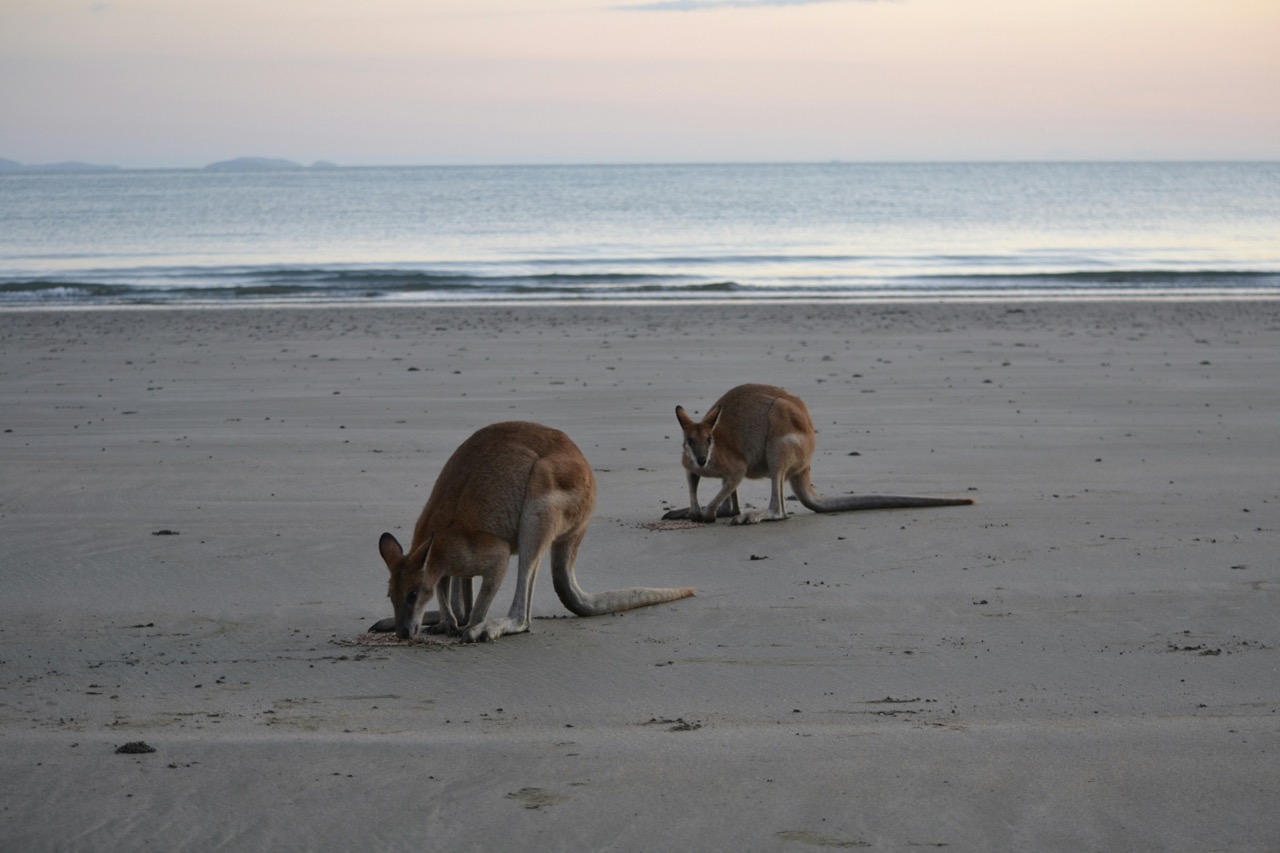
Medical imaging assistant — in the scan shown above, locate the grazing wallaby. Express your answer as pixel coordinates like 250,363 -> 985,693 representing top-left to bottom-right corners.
373,421 -> 695,643
664,384 -> 974,525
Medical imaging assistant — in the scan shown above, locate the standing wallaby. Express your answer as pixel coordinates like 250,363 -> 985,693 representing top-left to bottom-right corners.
664,384 -> 974,525
373,421 -> 695,643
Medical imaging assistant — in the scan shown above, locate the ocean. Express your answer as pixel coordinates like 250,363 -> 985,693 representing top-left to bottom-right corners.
2,162 -> 1278,306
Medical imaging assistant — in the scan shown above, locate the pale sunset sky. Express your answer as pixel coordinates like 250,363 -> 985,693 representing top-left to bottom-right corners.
2,0 -> 1277,168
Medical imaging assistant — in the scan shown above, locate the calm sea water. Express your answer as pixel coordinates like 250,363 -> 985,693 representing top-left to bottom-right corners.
2,162 -> 1278,306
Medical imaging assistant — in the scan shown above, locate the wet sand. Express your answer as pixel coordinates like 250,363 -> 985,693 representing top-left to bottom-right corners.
1,301 -> 1277,851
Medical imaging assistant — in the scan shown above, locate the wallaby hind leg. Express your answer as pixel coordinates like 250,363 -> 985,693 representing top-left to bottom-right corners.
462,515 -> 557,643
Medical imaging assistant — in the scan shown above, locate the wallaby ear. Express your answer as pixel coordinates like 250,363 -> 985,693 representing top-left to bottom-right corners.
675,405 -> 693,429
378,532 -> 403,569
406,534 -> 434,571
704,405 -> 722,428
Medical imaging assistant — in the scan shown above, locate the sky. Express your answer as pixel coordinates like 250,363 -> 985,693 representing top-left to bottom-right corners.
1,0 -> 1278,167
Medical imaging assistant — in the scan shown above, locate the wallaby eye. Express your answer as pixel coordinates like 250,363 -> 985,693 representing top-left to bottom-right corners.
406,589 -> 419,604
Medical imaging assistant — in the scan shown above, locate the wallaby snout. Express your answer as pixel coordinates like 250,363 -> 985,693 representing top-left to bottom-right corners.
687,443 -> 709,468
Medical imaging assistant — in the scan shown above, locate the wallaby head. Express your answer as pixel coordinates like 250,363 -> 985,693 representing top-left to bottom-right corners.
378,531 -> 434,639
675,403 -> 721,469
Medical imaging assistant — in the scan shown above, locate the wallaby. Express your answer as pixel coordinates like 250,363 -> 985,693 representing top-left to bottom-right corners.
664,384 -> 974,525
372,421 -> 695,643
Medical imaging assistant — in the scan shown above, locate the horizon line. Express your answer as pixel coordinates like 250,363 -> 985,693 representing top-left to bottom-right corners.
4,156 -> 1278,173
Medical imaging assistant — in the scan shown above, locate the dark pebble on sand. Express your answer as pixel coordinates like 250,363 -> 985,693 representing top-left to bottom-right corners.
115,741 -> 156,754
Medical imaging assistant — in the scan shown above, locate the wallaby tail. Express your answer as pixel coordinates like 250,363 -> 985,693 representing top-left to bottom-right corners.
552,565 -> 695,617
793,477 -> 974,513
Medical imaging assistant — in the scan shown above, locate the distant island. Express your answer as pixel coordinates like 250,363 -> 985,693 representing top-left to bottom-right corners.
1,156 -> 341,173
0,157 -> 120,173
203,157 -> 339,171
203,156 -> 304,171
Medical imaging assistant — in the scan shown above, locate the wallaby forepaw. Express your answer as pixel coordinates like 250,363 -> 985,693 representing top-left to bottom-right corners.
731,511 -> 765,525
688,507 -> 722,523
661,507 -> 691,520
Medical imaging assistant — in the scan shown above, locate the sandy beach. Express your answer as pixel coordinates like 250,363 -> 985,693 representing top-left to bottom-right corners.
1,300 -> 1277,851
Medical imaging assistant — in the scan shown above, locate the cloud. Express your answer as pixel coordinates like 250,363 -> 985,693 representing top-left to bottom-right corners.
618,0 -> 889,10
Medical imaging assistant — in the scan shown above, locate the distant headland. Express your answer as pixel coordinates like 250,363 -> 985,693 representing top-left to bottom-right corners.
0,157 -> 120,173
1,156 -> 340,173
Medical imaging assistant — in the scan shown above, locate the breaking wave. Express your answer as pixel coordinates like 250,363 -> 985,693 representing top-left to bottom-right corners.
3,264 -> 1278,306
